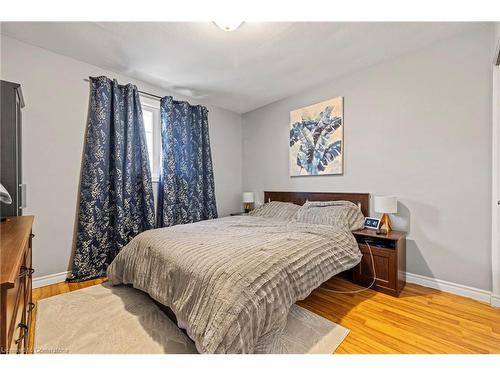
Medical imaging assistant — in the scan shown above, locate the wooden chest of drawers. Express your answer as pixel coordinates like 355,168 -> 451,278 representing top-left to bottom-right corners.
0,216 -> 34,354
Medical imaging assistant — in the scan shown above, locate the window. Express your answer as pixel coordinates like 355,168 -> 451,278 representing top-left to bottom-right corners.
141,96 -> 161,181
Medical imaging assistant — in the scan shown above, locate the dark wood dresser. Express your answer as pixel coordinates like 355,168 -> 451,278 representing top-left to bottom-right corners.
0,216 -> 34,354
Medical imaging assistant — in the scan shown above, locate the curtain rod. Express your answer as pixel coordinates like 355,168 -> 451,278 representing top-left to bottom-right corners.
83,78 -> 162,100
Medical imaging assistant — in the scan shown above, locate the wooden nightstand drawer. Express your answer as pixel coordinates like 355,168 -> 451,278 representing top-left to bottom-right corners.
352,229 -> 406,297
354,244 -> 396,291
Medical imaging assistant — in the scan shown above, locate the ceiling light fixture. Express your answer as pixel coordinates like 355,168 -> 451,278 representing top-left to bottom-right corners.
213,21 -> 243,32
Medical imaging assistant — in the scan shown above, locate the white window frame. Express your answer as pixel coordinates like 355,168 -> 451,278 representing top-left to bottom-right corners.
140,95 -> 161,182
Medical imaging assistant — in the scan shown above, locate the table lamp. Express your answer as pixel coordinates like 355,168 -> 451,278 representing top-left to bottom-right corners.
242,192 -> 255,213
374,196 -> 397,234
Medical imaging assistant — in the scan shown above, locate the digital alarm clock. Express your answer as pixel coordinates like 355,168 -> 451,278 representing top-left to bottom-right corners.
364,217 -> 381,230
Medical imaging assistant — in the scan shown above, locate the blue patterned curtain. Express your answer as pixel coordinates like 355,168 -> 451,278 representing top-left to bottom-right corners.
157,97 -> 218,227
68,76 -> 155,282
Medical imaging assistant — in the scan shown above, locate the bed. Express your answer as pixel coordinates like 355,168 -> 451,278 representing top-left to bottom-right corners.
107,191 -> 369,353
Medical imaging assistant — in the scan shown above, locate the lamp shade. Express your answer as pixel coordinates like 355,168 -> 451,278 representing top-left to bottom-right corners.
374,196 -> 397,214
242,192 -> 255,203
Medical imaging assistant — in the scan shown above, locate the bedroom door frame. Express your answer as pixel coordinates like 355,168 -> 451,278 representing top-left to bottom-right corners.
492,63 -> 500,307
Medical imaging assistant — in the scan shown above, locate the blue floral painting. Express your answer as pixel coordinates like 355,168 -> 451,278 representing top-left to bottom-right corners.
289,97 -> 343,176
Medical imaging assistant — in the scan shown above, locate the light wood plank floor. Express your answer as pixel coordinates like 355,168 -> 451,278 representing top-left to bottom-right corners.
30,277 -> 500,354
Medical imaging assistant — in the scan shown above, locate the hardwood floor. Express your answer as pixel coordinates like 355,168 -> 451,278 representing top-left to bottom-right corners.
30,277 -> 500,354
299,278 -> 500,354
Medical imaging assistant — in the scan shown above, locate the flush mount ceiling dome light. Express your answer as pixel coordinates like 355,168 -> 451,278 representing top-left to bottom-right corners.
213,21 -> 243,32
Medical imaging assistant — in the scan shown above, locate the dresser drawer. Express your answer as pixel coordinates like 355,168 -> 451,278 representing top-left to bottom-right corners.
23,243 -> 34,353
5,249 -> 28,346
4,277 -> 21,345
0,216 -> 35,354
23,244 -> 33,297
8,274 -> 26,354
6,246 -> 32,354
11,324 -> 28,355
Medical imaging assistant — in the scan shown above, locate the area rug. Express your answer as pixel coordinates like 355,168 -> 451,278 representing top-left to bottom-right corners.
34,283 -> 349,354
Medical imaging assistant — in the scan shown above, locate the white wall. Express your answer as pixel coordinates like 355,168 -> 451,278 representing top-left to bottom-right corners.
0,35 -> 243,278
493,23 -> 500,62
242,27 -> 493,291
491,23 -> 500,305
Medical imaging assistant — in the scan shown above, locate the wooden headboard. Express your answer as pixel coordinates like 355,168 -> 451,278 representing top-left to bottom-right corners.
263,191 -> 370,217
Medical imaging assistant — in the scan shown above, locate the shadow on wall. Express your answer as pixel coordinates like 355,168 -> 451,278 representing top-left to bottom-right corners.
394,199 -> 442,282
391,201 -> 411,233
66,133 -> 87,276
406,239 -> 435,279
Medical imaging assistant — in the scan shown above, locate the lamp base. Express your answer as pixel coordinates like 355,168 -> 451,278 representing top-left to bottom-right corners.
379,213 -> 393,234
243,202 -> 254,213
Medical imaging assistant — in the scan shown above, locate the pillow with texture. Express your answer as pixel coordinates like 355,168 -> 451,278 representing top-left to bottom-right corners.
296,200 -> 365,230
248,201 -> 300,221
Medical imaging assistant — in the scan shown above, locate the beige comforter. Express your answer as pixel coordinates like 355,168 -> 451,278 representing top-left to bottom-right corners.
107,215 -> 361,353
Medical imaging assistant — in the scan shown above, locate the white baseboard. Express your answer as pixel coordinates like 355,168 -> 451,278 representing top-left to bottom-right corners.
491,294 -> 500,308
33,271 -> 70,289
406,272 -> 494,305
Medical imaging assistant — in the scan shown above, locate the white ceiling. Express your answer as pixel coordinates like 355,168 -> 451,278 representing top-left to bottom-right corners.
1,22 -> 485,113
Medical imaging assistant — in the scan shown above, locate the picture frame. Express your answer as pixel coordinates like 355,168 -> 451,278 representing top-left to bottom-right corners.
289,96 -> 344,176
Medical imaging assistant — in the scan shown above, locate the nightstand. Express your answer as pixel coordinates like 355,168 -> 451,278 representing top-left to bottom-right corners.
230,212 -> 248,216
351,229 -> 406,297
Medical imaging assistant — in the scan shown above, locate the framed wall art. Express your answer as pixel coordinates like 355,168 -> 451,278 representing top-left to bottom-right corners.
289,96 -> 343,176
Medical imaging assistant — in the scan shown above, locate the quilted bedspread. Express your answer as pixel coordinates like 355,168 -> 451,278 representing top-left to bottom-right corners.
107,215 -> 361,353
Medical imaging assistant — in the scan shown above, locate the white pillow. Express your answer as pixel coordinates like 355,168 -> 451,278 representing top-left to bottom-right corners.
296,200 -> 364,230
